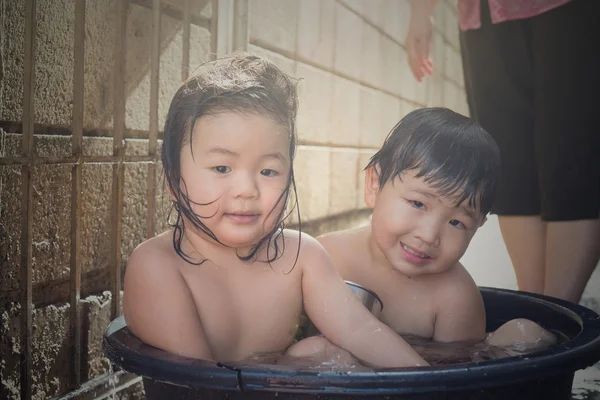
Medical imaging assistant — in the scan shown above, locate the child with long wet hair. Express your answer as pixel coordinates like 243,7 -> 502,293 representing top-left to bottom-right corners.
162,52 -> 300,265
123,53 -> 428,368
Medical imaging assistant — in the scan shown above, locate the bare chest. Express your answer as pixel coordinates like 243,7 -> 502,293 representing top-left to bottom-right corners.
343,264 -> 436,339
181,262 -> 303,360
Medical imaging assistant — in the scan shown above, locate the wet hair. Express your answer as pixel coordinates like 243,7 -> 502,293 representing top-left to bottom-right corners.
162,52 -> 300,265
366,107 -> 501,217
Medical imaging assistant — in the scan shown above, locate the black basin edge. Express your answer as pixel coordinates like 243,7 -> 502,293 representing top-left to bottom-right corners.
103,287 -> 600,395
102,323 -> 241,391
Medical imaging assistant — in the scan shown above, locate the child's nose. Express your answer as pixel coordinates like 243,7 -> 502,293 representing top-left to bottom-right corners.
415,219 -> 441,247
232,172 -> 259,199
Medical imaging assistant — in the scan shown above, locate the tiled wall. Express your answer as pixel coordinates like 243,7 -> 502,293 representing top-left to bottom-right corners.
246,0 -> 467,224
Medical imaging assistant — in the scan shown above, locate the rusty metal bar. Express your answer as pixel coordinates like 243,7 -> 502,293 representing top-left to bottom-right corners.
232,0 -> 248,51
129,0 -> 210,29
182,0 -> 190,81
0,121 -> 168,139
111,0 -> 128,320
1,267 -> 121,309
69,0 -> 85,389
0,155 -> 156,166
146,0 -> 160,238
110,164 -> 125,319
210,0 -> 218,60
20,0 -> 36,398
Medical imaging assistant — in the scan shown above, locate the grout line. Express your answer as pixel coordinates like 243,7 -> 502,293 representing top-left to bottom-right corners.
335,0 -> 407,50
249,38 -> 427,109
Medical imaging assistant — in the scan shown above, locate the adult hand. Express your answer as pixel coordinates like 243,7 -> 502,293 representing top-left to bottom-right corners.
406,1 -> 436,82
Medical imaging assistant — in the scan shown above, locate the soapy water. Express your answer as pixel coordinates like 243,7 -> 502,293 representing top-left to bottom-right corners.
241,329 -> 565,371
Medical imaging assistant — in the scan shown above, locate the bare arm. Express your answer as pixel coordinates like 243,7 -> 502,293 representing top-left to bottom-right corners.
123,244 -> 214,359
301,236 -> 428,368
406,0 -> 438,81
432,268 -> 486,343
410,0 -> 438,16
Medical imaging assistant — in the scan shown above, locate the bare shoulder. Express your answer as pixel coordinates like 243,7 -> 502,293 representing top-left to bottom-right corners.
258,230 -> 322,275
282,229 -> 328,260
123,231 -> 192,326
277,230 -> 336,273
317,225 -> 369,248
128,230 -> 174,260
434,263 -> 482,303
123,230 -> 213,359
430,262 -> 486,342
316,225 -> 370,272
125,231 -> 180,280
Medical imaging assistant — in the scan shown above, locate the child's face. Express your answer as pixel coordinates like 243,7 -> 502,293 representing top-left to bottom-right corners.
365,168 -> 485,277
179,112 -> 291,249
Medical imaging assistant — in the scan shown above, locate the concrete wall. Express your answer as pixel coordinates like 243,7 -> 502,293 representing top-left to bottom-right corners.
0,0 -> 466,398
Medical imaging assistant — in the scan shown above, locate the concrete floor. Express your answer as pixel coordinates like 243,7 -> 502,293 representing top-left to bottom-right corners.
461,215 -> 600,399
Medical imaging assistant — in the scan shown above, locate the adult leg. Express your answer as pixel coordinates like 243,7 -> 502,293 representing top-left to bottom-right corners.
544,221 -> 600,302
460,2 -> 544,293
532,0 -> 600,302
498,216 -> 545,294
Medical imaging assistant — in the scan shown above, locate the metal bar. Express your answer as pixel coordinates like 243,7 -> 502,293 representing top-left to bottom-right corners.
0,154 -> 156,166
111,0 -> 128,320
232,0 -> 248,51
69,0 -> 85,389
20,0 -> 36,397
146,0 -> 160,238
110,163 -> 124,320
1,267 -> 118,309
129,0 -> 210,29
0,121 -> 170,139
182,0 -> 190,81
210,0 -> 218,60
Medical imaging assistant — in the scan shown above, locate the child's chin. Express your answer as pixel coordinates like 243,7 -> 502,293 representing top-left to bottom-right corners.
219,234 -> 263,250
222,238 -> 258,249
392,263 -> 430,278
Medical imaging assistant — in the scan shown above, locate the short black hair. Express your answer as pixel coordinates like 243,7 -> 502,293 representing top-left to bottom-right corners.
366,107 -> 501,216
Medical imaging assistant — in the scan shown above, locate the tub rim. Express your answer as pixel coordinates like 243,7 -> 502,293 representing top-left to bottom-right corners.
103,287 -> 600,395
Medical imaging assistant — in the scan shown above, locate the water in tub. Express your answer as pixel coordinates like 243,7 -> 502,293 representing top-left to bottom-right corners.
242,318 -> 561,371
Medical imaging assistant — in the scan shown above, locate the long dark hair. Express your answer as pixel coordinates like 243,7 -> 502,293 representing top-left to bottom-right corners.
162,52 -> 300,265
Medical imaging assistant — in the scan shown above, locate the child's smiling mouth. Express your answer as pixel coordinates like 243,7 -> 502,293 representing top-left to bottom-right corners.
400,242 -> 433,264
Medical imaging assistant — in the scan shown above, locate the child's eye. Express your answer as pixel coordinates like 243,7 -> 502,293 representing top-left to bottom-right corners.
449,219 -> 466,229
261,169 -> 279,177
213,166 -> 231,174
409,200 -> 426,209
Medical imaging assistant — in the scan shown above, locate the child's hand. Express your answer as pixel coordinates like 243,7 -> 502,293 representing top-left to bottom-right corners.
285,336 -> 359,368
406,2 -> 435,82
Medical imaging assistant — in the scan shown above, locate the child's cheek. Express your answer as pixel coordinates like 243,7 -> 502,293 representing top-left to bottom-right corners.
186,175 -> 224,212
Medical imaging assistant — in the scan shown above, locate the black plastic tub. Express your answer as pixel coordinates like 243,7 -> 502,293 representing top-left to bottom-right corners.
103,287 -> 600,399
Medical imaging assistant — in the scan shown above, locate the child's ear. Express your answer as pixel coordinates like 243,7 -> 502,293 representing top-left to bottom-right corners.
479,215 -> 488,228
364,165 -> 382,209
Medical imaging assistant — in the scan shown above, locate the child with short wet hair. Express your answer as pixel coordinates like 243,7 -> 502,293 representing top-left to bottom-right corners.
122,53 -> 428,368
316,108 -> 556,352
